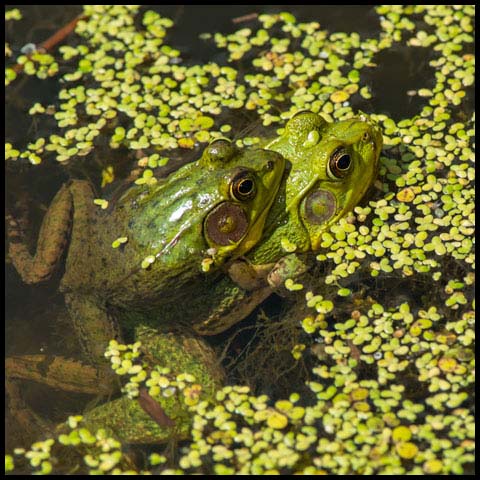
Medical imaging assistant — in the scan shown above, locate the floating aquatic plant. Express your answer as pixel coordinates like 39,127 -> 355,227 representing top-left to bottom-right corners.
5,4 -> 474,475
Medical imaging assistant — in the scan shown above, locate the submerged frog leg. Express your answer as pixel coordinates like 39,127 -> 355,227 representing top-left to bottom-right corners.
5,355 -> 118,395
5,377 -> 51,441
5,355 -> 118,444
79,325 -> 225,444
7,183 -> 73,284
64,293 -> 122,366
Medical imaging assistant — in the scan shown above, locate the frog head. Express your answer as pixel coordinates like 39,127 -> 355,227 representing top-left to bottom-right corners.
266,111 -> 382,251
130,139 -> 285,273
199,139 -> 286,260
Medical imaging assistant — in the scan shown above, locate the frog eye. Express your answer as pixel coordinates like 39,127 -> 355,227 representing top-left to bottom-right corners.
328,148 -> 351,179
204,202 -> 248,246
206,139 -> 236,163
362,131 -> 370,142
231,171 -> 256,201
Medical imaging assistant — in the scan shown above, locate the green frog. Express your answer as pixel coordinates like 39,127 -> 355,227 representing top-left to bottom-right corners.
84,111 -> 382,444
186,110 -> 383,335
6,111 -> 382,445
7,140 -> 285,361
6,141 -> 285,441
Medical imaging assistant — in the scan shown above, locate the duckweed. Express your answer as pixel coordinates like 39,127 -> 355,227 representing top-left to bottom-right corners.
5,4 -> 475,476
284,278 -> 304,291
111,236 -> 128,249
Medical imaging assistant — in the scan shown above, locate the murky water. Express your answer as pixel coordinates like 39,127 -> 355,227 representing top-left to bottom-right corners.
5,5 -> 474,473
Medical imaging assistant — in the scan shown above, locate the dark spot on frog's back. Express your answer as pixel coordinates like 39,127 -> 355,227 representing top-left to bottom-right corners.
147,219 -> 156,230
147,199 -> 161,211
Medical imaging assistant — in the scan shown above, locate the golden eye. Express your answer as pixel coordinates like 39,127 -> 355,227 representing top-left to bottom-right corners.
231,172 -> 256,201
328,148 -> 351,179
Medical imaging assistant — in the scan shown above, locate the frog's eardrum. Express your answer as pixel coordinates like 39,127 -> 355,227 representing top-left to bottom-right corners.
301,189 -> 337,225
204,202 -> 249,245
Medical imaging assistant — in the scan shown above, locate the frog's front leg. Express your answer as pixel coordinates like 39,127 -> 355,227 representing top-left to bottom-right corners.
7,183 -> 74,284
194,254 -> 310,335
64,293 -> 122,366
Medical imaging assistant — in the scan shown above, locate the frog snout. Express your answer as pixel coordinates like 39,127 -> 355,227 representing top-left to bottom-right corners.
264,151 -> 285,172
369,124 -> 383,161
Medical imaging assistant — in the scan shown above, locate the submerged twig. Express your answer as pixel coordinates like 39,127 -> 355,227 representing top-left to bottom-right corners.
12,13 -> 86,75
232,13 -> 258,24
138,388 -> 175,428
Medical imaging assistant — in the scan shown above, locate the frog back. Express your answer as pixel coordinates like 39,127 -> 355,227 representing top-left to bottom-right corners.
61,144 -> 285,310
62,173 -> 227,308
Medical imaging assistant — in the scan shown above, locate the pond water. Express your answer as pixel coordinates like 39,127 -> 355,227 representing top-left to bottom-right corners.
5,5 -> 475,475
